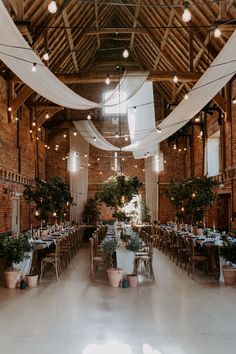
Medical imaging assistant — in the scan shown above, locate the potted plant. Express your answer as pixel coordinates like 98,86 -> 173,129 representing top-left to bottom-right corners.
26,265 -> 38,288
0,233 -> 33,288
220,240 -> 236,285
82,197 -> 100,225
126,236 -> 143,287
101,238 -> 123,287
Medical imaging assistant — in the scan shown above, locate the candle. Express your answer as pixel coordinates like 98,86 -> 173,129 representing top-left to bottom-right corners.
40,219 -> 42,229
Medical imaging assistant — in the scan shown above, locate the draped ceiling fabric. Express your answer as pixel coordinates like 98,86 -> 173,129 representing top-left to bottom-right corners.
73,121 -> 119,151
126,81 -> 157,159
0,1 -> 148,110
125,29 -> 236,154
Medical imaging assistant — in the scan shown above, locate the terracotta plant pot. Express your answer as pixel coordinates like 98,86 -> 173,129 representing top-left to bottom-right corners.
27,274 -> 38,288
107,268 -> 123,287
4,270 -> 21,289
127,274 -> 138,287
222,266 -> 236,285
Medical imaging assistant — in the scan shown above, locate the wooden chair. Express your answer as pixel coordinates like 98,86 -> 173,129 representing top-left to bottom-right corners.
40,239 -> 62,281
133,235 -> 155,280
89,237 -> 107,279
186,237 -> 209,279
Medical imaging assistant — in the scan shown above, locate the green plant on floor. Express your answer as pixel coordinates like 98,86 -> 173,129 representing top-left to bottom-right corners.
220,240 -> 236,265
126,236 -> 143,253
82,197 -> 100,224
167,176 -> 219,225
24,176 -> 73,222
101,238 -> 118,268
0,233 -> 33,270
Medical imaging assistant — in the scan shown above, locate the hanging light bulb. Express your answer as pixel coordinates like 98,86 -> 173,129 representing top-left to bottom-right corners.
184,147 -> 187,151
73,130 -> 77,136
125,136 -> 128,141
157,127 -> 162,133
43,52 -> 49,61
105,74 -> 110,85
195,116 -> 200,122
63,133 -> 67,138
93,136 -> 96,142
29,129 -> 33,134
35,210 -> 40,216
182,2 -> 191,22
45,144 -> 48,148
99,171 -> 102,175
115,132 -> 119,139
36,136 -> 39,140
45,113 -> 50,119
173,144 -> 177,150
84,153 -> 88,158
122,49 -> 129,58
87,114 -> 91,120
32,63 -> 37,72
133,106 -> 137,113
53,211 -> 57,217
135,165 -> 138,168
232,98 -> 236,104
97,157 -> 100,161
184,93 -> 189,100
173,73 -> 178,83
15,116 -> 19,121
47,146 -> 50,150
145,154 -> 148,159
32,121 -> 36,126
121,157 -> 125,161
56,144 -> 59,148
214,27 -> 221,38
48,1 -> 57,13
8,107 -> 12,112
38,127 -> 41,132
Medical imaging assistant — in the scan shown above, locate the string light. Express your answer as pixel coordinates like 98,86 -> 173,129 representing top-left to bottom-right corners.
173,144 -> 177,150
157,127 -> 162,133
63,133 -> 67,138
214,27 -> 222,38
84,153 -> 88,158
45,144 -> 47,148
125,136 -> 128,141
97,157 -> 100,161
88,163 -> 91,167
48,1 -> 57,13
93,136 -> 96,142
232,98 -> 236,104
147,152 -> 150,157
133,106 -> 137,113
73,130 -> 77,136
45,113 -> 49,119
99,171 -> 102,175
121,157 -> 125,161
182,1 -> 191,23
105,74 -> 110,85
142,168 -> 145,172
195,117 -> 200,122
43,52 -> 49,61
62,157 -> 65,161
29,129 -> 33,134
173,73 -> 178,83
47,146 -> 50,149
53,211 -> 57,217
115,132 -> 119,138
36,136 -> 39,140
184,93 -> 189,100
32,63 -> 37,72
178,148 -> 182,152
15,116 -> 19,121
123,49 -> 129,58
135,165 -> 138,168
35,210 -> 39,216
65,155 -> 68,159
184,147 -> 187,151
55,144 -> 59,148
8,107 -> 12,112
32,121 -> 36,126
87,114 -> 91,120
38,127 -> 41,131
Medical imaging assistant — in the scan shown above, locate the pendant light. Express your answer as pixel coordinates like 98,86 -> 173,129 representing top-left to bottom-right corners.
182,2 -> 191,23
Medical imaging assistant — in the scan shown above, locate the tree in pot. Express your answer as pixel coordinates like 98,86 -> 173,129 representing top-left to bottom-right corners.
82,197 -> 100,225
220,240 -> 236,285
0,233 -> 33,288
24,176 -> 73,223
126,236 -> 143,287
101,238 -> 123,287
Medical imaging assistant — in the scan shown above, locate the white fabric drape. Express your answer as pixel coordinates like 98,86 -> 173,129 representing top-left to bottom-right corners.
145,154 -> 159,222
124,30 -> 236,153
125,81 -> 157,159
69,130 -> 89,223
0,1 -> 148,110
73,121 -> 119,151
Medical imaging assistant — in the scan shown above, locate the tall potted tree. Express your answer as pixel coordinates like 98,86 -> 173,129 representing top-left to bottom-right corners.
101,238 -> 123,287
0,233 -> 33,288
220,240 -> 236,285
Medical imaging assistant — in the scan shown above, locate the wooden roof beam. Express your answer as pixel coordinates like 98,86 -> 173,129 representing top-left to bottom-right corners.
84,28 -> 147,36
130,0 -> 141,50
94,1 -> 101,49
36,108 -> 64,127
12,85 -> 33,114
10,71 -> 202,85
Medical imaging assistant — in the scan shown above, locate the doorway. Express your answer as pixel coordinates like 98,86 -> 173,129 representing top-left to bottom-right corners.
217,193 -> 230,232
12,196 -> 20,234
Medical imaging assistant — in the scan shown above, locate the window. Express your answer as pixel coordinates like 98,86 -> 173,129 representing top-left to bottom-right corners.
103,90 -> 127,115
205,131 -> 220,177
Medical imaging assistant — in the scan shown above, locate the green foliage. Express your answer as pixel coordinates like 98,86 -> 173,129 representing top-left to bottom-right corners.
167,176 -> 219,224
126,236 -> 143,252
24,176 -> 73,221
112,210 -> 130,222
141,203 -> 151,223
95,175 -> 143,209
0,233 -> 33,270
82,197 -> 100,224
101,238 -> 118,255
220,240 -> 236,265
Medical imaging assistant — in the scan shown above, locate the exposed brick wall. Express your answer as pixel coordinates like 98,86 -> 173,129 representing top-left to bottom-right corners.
0,76 -> 46,232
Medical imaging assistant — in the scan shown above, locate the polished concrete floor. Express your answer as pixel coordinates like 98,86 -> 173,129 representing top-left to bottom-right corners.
0,245 -> 236,354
